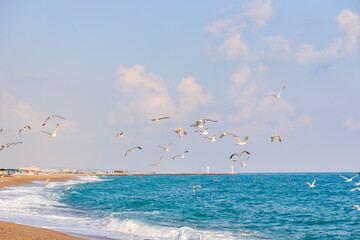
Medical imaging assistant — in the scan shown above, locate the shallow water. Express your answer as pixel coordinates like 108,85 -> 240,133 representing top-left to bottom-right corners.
1,173 -> 360,239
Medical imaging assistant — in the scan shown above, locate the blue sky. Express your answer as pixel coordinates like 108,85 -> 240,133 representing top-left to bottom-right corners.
0,0 -> 359,173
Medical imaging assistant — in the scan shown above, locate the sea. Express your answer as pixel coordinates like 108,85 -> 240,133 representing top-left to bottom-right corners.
1,173 -> 360,239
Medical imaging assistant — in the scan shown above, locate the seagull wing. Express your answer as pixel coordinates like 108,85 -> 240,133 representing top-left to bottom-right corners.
42,131 -> 52,136
340,175 -> 349,180
54,115 -> 65,120
304,182 -> 311,187
229,153 -> 240,159
42,116 -> 51,126
277,86 -> 285,97
312,179 -> 317,185
53,123 -> 60,134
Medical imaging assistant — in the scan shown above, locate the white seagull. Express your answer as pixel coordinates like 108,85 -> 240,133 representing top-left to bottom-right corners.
265,86 -> 285,99
190,119 -> 218,128
42,115 -> 65,127
64,186 -> 72,193
173,151 -> 189,160
304,179 -> 316,188
151,116 -> 170,122
42,123 -> 60,137
159,142 -> 172,152
355,181 -> 360,186
19,125 -> 31,137
350,187 -> 360,192
234,136 -> 249,145
192,185 -> 202,193
353,205 -> 360,210
204,134 -> 216,142
229,151 -> 250,159
219,132 -> 237,138
150,156 -> 163,167
0,142 -> 23,151
124,146 -> 142,157
270,135 -> 281,143
174,128 -> 187,139
116,132 -> 124,137
195,128 -> 209,135
44,178 -> 50,187
340,173 -> 360,182
232,156 -> 249,167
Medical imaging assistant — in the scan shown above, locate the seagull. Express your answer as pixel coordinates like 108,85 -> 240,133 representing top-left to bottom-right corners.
124,146 -> 142,157
159,142 -> 172,152
229,151 -> 250,159
234,136 -> 249,145
0,142 -> 23,151
353,205 -> 360,210
355,181 -> 360,186
192,185 -> 202,193
173,151 -> 189,160
19,125 -> 31,137
232,156 -> 249,167
42,123 -> 60,137
42,115 -> 65,127
116,132 -> 124,137
150,156 -> 163,166
340,173 -> 360,182
190,119 -> 218,128
304,179 -> 316,188
195,128 -> 209,135
44,178 -> 50,187
219,132 -> 237,138
174,128 -> 187,139
270,135 -> 281,143
151,116 -> 170,122
350,187 -> 360,192
204,134 -> 216,142
265,86 -> 285,99
64,186 -> 72,193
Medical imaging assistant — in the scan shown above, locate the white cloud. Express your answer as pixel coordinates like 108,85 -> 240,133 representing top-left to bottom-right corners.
254,63 -> 269,73
204,0 -> 274,60
296,9 -> 360,63
259,34 -> 291,53
109,65 -> 212,125
227,66 -> 311,136
228,64 -> 251,97
219,33 -> 249,60
177,77 -> 212,115
345,117 -> 360,130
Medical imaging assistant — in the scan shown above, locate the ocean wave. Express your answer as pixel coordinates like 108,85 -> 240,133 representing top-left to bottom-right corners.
105,218 -> 245,240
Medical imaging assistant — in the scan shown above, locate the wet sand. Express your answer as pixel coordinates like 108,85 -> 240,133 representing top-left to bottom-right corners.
0,174 -> 86,239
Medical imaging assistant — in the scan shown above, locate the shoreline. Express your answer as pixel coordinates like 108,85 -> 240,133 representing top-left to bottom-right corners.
0,174 -> 87,239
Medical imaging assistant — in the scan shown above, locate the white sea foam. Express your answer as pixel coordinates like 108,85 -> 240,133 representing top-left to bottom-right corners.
105,217 -> 244,240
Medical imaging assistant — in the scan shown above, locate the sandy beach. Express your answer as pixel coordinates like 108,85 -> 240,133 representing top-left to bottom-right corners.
0,174 -> 86,240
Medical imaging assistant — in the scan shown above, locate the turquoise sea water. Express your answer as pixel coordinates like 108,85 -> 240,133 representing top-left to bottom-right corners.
1,173 -> 360,239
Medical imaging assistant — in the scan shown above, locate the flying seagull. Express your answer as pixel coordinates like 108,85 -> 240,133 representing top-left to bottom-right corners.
353,205 -> 360,210
350,187 -> 360,192
204,134 -> 216,142
270,135 -> 281,143
0,142 -> 23,151
195,128 -> 209,135
44,178 -> 50,187
42,123 -> 60,137
355,181 -> 360,186
159,142 -> 172,152
229,151 -> 250,159
190,119 -> 218,128
173,151 -> 189,160
232,156 -> 249,167
192,185 -> 202,193
150,156 -> 163,167
124,146 -> 142,157
304,179 -> 316,188
116,132 -> 124,137
42,115 -> 65,127
19,125 -> 31,137
219,132 -> 237,138
234,136 -> 249,145
340,173 -> 360,182
64,186 -> 72,193
174,128 -> 187,139
151,116 -> 170,122
265,86 -> 285,99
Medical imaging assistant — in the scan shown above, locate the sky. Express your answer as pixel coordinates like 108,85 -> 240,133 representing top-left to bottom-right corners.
0,0 -> 359,173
